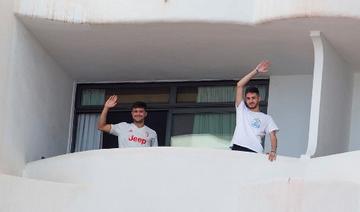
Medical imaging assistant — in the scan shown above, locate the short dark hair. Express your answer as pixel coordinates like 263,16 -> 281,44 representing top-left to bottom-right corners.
245,86 -> 260,96
131,101 -> 147,110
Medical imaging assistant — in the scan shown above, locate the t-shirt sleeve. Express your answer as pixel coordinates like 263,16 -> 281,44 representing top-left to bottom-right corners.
110,122 -> 127,136
236,100 -> 247,111
151,132 -> 158,147
266,116 -> 279,134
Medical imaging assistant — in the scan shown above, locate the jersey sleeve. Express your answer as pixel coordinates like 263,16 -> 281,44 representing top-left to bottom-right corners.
151,132 -> 158,147
266,116 -> 279,134
110,122 -> 127,136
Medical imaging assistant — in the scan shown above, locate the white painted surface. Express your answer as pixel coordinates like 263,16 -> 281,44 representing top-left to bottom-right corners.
13,0 -> 360,83
0,0 -> 15,175
0,15 -> 74,174
349,72 -> 360,151
17,0 -> 255,24
11,148 -> 359,212
16,15 -> 360,83
16,0 -> 360,24
306,31 -> 325,157
312,33 -> 353,157
254,0 -> 360,22
0,174 -> 86,212
14,0 -> 360,82
266,75 -> 312,157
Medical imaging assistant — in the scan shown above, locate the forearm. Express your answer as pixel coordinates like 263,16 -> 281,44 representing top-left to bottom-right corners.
98,107 -> 109,129
270,132 -> 277,152
236,68 -> 258,105
237,68 -> 258,88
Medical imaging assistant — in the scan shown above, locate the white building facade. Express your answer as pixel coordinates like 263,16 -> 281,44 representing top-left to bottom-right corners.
1,1 -> 360,211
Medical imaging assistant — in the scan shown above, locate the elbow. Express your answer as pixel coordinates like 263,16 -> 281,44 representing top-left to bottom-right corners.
97,124 -> 104,131
237,81 -> 245,88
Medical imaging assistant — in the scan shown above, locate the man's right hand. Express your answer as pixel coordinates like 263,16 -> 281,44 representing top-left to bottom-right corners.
105,95 -> 118,109
255,60 -> 271,73
98,95 -> 117,133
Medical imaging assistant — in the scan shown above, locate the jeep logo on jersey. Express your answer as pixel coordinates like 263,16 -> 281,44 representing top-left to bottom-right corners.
128,135 -> 146,144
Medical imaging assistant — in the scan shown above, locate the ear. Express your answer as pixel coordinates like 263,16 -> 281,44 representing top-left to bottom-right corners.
144,111 -> 148,118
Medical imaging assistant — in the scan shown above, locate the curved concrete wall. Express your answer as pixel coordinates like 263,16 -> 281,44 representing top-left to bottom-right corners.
11,148 -> 360,211
0,174 -> 86,212
16,0 -> 360,24
0,0 -> 74,175
306,31 -> 353,157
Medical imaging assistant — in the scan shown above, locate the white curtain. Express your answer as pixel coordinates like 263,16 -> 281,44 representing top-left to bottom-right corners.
75,89 -> 105,152
75,114 -> 102,152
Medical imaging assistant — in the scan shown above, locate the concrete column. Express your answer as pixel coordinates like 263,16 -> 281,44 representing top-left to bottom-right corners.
305,31 -> 353,157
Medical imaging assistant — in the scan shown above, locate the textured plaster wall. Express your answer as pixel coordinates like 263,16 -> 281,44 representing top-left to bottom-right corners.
0,148 -> 355,212
16,0 -> 360,24
0,2 -> 74,174
266,74 -> 312,157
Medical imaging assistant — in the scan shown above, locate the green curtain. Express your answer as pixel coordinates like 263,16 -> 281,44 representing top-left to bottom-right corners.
193,113 -> 235,140
193,86 -> 236,142
196,86 -> 235,103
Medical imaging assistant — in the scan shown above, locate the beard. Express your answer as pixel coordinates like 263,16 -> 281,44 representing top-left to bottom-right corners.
245,102 -> 258,110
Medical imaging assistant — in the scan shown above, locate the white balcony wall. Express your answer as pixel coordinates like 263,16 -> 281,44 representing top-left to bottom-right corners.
265,74 -> 313,157
0,0 -> 15,175
254,0 -> 360,22
349,72 -> 360,151
0,0 -> 74,175
11,148 -> 360,212
0,174 -> 86,212
17,0 -> 360,24
16,0 -> 254,24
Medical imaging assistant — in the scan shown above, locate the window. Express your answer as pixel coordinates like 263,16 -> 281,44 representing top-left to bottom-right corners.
71,80 -> 269,152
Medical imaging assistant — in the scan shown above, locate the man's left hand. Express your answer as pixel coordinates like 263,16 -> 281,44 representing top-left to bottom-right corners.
267,151 -> 277,161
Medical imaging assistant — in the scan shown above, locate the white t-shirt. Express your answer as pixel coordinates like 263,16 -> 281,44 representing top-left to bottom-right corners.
110,122 -> 158,148
231,101 -> 279,153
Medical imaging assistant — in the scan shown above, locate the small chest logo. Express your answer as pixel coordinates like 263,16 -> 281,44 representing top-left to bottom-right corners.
251,118 -> 261,129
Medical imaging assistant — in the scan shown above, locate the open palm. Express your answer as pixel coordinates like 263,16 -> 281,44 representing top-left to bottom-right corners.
256,60 -> 271,73
105,95 -> 118,108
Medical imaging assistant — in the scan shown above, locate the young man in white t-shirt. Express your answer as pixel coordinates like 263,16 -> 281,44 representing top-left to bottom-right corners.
97,95 -> 158,148
230,60 -> 279,161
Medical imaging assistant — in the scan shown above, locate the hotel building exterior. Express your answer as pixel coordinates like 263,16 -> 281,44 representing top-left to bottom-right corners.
1,1 -> 360,211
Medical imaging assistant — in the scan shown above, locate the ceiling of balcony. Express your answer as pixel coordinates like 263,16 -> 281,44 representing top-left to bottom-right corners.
18,16 -> 360,82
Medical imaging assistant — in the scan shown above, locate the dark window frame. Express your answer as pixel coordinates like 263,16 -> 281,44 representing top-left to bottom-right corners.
71,79 -> 269,152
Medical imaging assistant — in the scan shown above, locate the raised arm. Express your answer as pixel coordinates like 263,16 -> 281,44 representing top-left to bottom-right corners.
97,95 -> 118,133
235,60 -> 271,107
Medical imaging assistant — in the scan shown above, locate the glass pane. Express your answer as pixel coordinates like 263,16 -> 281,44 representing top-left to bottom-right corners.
176,87 -> 197,103
106,87 -> 170,104
177,86 -> 235,103
171,112 -> 235,149
81,89 -> 105,106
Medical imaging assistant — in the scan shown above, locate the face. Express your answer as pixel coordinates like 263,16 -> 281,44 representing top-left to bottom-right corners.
245,92 -> 260,110
131,107 -> 147,123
